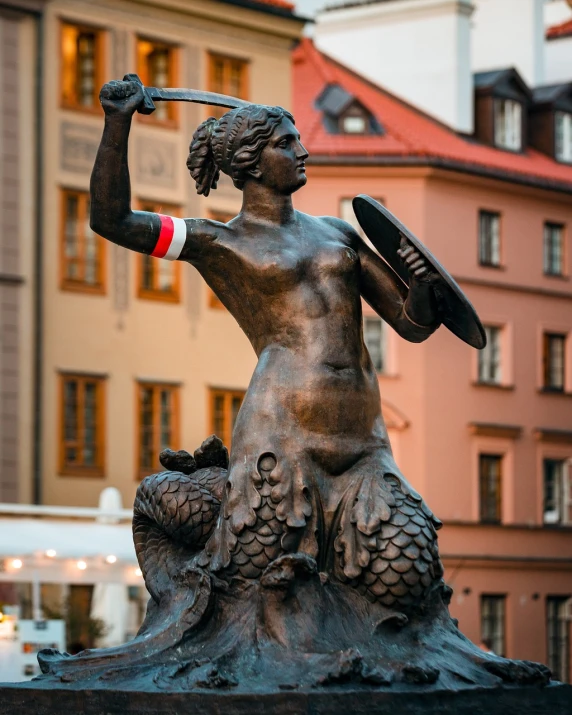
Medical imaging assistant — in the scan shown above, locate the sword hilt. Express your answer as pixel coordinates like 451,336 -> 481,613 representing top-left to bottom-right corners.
123,73 -> 156,115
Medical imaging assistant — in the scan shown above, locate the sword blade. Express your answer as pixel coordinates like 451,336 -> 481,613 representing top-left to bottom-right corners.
146,87 -> 250,109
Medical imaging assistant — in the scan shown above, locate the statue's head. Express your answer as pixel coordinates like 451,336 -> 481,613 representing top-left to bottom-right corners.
187,105 -> 308,197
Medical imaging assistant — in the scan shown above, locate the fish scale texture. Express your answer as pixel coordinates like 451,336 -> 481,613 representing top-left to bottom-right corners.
348,477 -> 444,609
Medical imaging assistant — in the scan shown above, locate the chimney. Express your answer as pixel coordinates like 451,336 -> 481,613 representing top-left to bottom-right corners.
314,0 -> 475,132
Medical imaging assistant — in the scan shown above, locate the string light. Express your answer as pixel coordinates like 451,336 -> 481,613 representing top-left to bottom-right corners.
134,568 -> 142,577
105,555 -> 117,564
11,559 -> 22,569
45,549 -> 57,558
76,560 -> 87,571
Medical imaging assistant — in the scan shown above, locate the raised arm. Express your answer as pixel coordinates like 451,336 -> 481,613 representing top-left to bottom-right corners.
90,79 -> 219,265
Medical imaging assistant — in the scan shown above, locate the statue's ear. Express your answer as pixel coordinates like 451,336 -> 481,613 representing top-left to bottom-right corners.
248,166 -> 262,180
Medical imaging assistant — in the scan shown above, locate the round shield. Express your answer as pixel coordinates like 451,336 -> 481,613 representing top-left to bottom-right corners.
352,195 -> 486,350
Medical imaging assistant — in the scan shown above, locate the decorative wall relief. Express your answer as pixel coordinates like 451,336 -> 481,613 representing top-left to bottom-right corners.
135,137 -> 177,189
60,122 -> 101,174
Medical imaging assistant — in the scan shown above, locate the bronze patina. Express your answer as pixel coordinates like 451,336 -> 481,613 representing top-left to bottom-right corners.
5,78 -> 567,715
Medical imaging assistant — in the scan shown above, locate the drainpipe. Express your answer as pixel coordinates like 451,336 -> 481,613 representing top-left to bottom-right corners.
32,6 -> 44,504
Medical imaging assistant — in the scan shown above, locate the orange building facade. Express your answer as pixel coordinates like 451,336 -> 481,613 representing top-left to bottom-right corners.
293,39 -> 572,680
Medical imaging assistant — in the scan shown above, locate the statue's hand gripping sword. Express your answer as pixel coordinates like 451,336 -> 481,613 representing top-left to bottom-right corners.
123,73 -> 249,114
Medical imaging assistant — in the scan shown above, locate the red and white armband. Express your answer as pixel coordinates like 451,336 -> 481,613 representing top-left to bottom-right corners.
151,215 -> 187,261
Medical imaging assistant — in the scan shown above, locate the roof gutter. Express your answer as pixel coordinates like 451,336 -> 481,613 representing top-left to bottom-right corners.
307,154 -> 572,196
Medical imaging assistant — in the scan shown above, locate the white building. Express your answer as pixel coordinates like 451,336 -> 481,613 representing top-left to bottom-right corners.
311,0 -> 572,131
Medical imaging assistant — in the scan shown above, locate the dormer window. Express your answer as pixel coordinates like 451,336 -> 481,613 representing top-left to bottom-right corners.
494,99 -> 522,151
474,69 -> 530,152
316,83 -> 383,136
555,112 -> 572,163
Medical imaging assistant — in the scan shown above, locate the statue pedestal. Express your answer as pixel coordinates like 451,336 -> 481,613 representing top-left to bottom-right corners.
0,682 -> 571,715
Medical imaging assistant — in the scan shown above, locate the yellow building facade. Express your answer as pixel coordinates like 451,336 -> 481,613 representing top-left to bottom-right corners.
36,0 -> 304,507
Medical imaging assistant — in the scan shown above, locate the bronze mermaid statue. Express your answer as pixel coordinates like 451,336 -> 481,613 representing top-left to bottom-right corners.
35,78 -> 554,694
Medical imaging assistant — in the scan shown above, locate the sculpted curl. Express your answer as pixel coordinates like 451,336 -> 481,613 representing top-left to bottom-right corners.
187,105 -> 294,195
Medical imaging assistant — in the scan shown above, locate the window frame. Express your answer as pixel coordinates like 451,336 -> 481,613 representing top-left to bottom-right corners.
555,112 -> 572,165
493,98 -> 523,152
363,315 -> 386,374
60,188 -> 106,294
136,201 -> 182,303
207,52 -> 249,119
478,210 -> 502,268
136,382 -> 180,480
59,373 -> 106,478
479,453 -> 503,524
544,222 -> 566,277
480,594 -> 506,657
478,325 -> 503,385
542,332 -> 567,392
543,458 -> 570,525
209,387 -> 245,448
60,20 -> 105,114
546,596 -> 571,683
136,37 -> 178,127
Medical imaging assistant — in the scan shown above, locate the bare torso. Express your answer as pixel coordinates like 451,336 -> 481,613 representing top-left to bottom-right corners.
191,211 -> 390,490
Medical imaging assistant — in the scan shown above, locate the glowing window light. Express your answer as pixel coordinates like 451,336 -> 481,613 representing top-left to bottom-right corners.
11,559 -> 23,569
105,555 -> 117,564
46,549 -> 57,558
76,560 -> 87,571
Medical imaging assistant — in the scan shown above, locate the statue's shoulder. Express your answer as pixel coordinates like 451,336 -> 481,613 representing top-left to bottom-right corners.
316,214 -> 361,247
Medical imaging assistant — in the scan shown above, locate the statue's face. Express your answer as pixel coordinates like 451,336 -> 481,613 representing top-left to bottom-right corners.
253,117 -> 309,195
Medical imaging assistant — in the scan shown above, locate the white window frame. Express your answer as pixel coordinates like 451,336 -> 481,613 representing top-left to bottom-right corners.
555,112 -> 572,164
494,99 -> 522,151
478,325 -> 502,384
363,316 -> 386,374
544,223 -> 565,276
543,458 -> 572,526
479,211 -> 501,267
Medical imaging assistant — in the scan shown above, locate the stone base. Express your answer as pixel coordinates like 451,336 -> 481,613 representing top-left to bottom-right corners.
0,682 -> 571,715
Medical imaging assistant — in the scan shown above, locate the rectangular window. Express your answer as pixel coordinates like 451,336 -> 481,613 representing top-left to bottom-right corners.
61,22 -> 103,110
555,112 -> 572,164
136,38 -> 177,124
137,383 -> 179,478
547,596 -> 571,683
59,374 -> 105,476
543,459 -> 571,525
340,197 -> 384,251
494,98 -> 522,151
479,454 -> 502,523
544,223 -> 565,276
209,388 -> 245,448
137,202 -> 181,302
478,211 -> 501,267
364,316 -> 385,373
543,333 -> 567,391
61,189 -> 105,292
208,53 -> 248,119
478,325 -> 502,384
481,595 -> 506,656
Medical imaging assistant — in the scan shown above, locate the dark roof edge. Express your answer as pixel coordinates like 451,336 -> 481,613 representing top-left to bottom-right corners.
218,0 -> 311,22
306,154 -> 572,195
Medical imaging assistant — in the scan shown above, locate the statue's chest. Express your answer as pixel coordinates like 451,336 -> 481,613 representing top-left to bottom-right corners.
241,240 -> 359,290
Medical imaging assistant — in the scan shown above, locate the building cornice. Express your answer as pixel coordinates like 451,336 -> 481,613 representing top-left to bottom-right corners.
122,0 -> 306,40
306,154 -> 572,196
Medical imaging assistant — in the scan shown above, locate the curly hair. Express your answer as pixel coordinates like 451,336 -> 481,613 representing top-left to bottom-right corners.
186,105 -> 295,196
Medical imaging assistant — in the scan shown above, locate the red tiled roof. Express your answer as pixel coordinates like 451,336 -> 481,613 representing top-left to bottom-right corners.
292,39 -> 572,193
546,18 -> 572,39
248,0 -> 295,10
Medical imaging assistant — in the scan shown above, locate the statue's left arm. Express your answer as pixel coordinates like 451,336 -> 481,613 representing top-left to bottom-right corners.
324,217 -> 440,342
